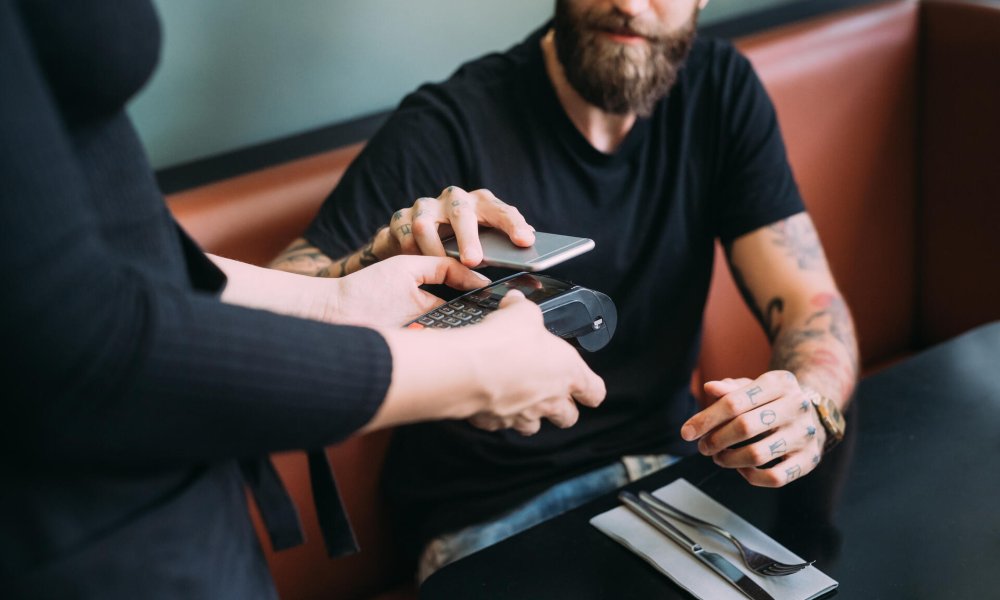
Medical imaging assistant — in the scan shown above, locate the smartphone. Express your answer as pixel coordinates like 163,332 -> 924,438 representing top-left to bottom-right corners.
443,229 -> 595,271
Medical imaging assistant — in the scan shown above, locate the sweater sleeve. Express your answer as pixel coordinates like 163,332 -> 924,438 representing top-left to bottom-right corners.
0,1 -> 391,469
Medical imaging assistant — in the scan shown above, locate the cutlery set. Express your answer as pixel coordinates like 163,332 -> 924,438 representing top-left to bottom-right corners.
619,490 -> 813,600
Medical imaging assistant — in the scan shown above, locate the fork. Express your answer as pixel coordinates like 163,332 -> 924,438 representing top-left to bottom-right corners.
637,491 -> 813,577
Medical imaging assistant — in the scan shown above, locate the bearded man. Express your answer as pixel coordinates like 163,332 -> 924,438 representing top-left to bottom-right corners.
272,0 -> 858,583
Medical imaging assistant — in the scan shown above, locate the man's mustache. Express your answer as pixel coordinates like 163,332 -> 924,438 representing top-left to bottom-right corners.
584,11 -> 667,43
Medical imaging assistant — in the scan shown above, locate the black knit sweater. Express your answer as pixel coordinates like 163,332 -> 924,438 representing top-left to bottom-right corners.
1,1 -> 390,596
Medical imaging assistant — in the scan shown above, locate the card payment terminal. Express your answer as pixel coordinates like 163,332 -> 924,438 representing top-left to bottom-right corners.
406,272 -> 617,352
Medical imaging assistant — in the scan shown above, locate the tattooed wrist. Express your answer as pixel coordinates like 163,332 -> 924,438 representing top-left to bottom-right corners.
270,239 -> 335,277
765,289 -> 859,402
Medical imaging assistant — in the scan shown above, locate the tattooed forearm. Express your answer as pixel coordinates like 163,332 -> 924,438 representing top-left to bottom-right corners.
768,326 -> 826,373
726,246 -> 786,343
805,293 -> 858,366
768,215 -> 826,271
319,255 -> 350,278
763,298 -> 785,344
269,239 -> 336,277
768,292 -> 859,401
727,251 -> 764,324
270,230 -> 385,278
358,238 -> 380,268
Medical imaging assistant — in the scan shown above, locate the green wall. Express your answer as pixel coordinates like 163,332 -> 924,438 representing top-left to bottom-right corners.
129,0 -> 799,169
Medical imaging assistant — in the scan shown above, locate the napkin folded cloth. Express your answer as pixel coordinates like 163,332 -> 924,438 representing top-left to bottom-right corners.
590,479 -> 837,600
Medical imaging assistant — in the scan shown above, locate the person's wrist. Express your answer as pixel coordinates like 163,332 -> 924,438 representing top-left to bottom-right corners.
375,327 -> 488,426
800,384 -> 846,453
306,276 -> 342,324
443,325 -> 493,417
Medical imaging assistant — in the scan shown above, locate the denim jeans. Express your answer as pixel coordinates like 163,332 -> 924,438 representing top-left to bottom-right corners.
417,454 -> 679,584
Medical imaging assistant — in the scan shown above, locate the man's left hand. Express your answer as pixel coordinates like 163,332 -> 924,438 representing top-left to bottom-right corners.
680,371 -> 827,487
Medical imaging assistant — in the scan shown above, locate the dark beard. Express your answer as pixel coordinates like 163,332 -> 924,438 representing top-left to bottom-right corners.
553,0 -> 698,117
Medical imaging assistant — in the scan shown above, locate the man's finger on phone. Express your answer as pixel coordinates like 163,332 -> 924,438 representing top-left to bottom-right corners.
474,189 -> 535,247
442,186 -> 484,266
410,196 -> 447,257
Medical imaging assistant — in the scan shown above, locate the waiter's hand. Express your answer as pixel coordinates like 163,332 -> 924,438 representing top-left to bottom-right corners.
463,290 -> 605,435
323,255 -> 490,327
680,372 -> 827,487
366,290 -> 606,435
371,186 -> 536,267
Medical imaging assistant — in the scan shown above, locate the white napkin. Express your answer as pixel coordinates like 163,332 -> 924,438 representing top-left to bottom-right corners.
590,479 -> 837,600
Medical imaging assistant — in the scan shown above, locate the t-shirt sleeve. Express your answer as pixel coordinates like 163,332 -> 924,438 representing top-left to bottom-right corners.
712,46 -> 805,243
0,3 -> 391,469
304,86 -> 473,259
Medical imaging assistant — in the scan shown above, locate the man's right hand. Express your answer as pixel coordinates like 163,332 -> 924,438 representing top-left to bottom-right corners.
374,186 -> 536,267
367,290 -> 606,436
269,187 -> 537,278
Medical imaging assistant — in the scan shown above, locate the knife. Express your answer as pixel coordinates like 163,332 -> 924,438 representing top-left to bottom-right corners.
619,491 -> 774,600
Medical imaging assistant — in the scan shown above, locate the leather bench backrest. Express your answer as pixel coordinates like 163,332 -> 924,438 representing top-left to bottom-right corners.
918,0 -> 1000,345
168,142 -> 365,266
699,0 -> 921,387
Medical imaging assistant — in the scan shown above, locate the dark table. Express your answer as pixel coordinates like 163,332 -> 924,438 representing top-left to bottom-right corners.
421,321 -> 1000,599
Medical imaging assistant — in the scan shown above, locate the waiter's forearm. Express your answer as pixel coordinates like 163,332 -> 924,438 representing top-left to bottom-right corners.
209,253 -> 326,319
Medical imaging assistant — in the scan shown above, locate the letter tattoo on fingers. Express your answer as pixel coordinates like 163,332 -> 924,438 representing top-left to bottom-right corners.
746,386 -> 764,405
785,464 -> 802,482
769,438 -> 787,457
760,410 -> 777,426
399,224 -> 412,236
392,210 -> 403,222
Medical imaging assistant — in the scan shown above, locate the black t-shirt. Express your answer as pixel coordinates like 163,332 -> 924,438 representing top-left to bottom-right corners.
306,25 -> 804,557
